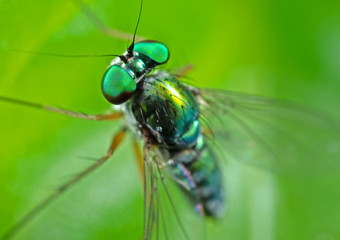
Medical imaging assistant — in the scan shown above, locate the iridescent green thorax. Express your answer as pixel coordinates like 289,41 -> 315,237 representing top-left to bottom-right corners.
102,40 -> 169,105
131,71 -> 199,148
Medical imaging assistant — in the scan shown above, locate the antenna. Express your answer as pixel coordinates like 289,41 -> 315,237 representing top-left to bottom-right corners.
9,49 -> 119,58
127,0 -> 144,56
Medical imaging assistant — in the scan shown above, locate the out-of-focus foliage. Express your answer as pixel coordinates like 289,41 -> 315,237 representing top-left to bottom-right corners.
0,0 -> 340,239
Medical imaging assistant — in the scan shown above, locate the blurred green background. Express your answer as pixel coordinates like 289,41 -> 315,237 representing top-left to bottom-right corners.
1,0 -> 340,239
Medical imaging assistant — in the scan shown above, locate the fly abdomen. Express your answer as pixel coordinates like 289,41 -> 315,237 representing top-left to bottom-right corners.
169,134 -> 224,218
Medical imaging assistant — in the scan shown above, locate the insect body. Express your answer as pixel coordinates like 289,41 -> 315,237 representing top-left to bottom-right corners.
104,40 -> 224,218
101,38 -> 223,218
130,71 -> 223,217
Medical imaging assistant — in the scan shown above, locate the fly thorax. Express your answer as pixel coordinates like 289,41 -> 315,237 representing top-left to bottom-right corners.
131,72 -> 200,148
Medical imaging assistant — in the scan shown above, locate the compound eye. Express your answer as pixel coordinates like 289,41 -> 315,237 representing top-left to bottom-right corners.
102,65 -> 136,105
134,41 -> 169,65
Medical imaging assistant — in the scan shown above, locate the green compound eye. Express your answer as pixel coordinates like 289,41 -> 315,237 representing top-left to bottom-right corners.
102,65 -> 137,105
134,41 -> 169,65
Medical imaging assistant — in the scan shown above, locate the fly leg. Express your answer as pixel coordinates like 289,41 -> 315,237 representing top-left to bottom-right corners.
171,64 -> 194,78
1,128 -> 126,240
0,96 -> 122,121
133,140 -> 144,179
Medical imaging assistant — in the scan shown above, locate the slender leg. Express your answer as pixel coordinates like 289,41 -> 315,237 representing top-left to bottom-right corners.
1,129 -> 126,240
172,63 -> 194,78
0,96 -> 122,121
71,0 -> 145,42
133,140 -> 144,179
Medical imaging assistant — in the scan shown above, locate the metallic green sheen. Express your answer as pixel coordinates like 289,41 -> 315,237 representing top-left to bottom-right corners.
102,65 -> 136,99
132,73 -> 199,147
130,71 -> 223,217
134,41 -> 169,64
182,120 -> 200,145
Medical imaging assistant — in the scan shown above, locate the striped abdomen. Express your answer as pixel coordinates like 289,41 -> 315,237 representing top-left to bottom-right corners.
168,133 -> 224,218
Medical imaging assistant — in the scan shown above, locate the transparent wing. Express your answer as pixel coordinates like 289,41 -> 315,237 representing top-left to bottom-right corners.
198,89 -> 340,175
143,145 -> 206,240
